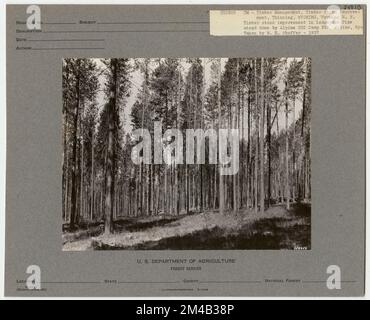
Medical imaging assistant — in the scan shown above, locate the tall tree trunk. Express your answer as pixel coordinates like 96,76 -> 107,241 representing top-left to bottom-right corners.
164,166 -> 167,213
285,81 -> 290,210
292,96 -> 296,202
200,59 -> 205,213
218,58 -> 224,214
62,104 -> 68,222
176,63 -> 181,215
193,74 -> 198,212
65,146 -> 69,222
259,58 -> 265,214
240,88 -> 244,208
90,129 -> 94,221
247,89 -> 251,209
275,101 -> 281,203
70,72 -> 80,230
267,87 -> 271,208
233,58 -> 239,212
301,88 -> 306,138
254,58 -> 259,213
105,59 -> 118,234
79,101 -> 85,220
300,87 -> 306,200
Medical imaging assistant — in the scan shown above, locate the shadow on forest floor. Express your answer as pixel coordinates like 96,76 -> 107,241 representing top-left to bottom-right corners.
100,203 -> 310,250
115,217 -> 179,232
62,202 -> 311,251
62,216 -> 176,243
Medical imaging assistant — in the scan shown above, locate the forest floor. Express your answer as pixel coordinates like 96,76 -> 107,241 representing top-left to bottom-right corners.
62,203 -> 311,251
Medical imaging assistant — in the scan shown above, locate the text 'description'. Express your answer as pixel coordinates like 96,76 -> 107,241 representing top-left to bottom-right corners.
209,9 -> 363,36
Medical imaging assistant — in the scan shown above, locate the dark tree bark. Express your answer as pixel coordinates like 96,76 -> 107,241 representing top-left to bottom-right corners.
70,72 -> 80,230
104,59 -> 118,234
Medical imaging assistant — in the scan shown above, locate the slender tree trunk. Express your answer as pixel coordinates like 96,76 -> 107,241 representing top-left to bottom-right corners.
193,76 -> 198,212
275,101 -> 281,203
259,58 -> 265,214
79,101 -> 85,220
254,58 -> 259,213
240,89 -> 244,209
285,81 -> 290,210
104,59 -> 118,234
164,166 -> 167,214
185,162 -> 189,213
247,90 -> 251,209
200,59 -> 205,213
292,96 -> 296,202
90,129 -> 95,221
65,148 -> 69,222
105,115 -> 113,230
218,58 -> 224,214
267,89 -> 271,208
62,105 -> 68,222
176,63 -> 181,215
70,72 -> 80,230
233,58 -> 239,212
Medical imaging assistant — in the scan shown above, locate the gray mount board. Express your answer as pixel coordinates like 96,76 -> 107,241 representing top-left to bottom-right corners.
5,4 -> 366,296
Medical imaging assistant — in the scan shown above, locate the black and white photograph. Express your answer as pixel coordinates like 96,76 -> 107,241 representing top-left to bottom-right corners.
62,57 -> 312,251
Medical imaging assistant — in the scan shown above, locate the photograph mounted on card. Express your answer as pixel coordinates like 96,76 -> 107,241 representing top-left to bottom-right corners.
5,4 -> 365,297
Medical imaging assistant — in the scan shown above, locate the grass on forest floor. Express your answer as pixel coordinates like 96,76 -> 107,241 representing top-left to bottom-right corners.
62,203 -> 311,251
